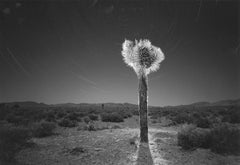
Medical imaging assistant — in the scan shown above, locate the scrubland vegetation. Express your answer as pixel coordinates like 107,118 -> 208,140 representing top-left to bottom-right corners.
0,102 -> 239,164
149,105 -> 240,155
0,103 -> 136,163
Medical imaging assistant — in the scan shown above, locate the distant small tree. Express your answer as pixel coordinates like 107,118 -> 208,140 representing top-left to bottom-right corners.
121,39 -> 164,142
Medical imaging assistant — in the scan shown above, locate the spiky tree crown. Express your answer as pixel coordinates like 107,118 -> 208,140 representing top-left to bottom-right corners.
121,39 -> 164,76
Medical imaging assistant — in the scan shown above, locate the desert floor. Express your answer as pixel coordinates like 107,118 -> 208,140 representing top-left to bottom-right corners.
17,116 -> 240,165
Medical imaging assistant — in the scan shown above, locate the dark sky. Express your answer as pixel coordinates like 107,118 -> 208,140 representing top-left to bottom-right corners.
0,0 -> 239,106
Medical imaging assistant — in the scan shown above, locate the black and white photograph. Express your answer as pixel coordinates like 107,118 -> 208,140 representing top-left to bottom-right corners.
0,0 -> 239,164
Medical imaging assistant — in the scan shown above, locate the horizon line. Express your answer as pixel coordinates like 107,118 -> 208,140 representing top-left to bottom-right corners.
1,97 -> 239,107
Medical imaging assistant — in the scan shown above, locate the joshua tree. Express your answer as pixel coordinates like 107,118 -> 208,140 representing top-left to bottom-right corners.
121,39 -> 164,142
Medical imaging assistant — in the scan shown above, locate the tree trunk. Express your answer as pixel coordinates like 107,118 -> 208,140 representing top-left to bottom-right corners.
138,74 -> 148,143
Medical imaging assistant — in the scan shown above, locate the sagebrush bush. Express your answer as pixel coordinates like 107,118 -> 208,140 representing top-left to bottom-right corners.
194,116 -> 212,128
101,113 -> 124,122
121,112 -> 132,118
88,114 -> 98,121
222,108 -> 240,124
177,124 -> 210,150
151,120 -> 157,124
67,112 -> 82,122
32,121 -> 56,138
57,111 -> 67,118
83,123 -> 96,131
210,123 -> 240,154
45,111 -> 56,122
178,123 -> 240,155
76,112 -> 87,118
83,116 -> 91,124
0,104 -> 8,120
0,126 -> 31,162
172,112 -> 194,125
129,135 -> 138,146
58,118 -> 77,127
5,113 -> 24,125
159,117 -> 173,126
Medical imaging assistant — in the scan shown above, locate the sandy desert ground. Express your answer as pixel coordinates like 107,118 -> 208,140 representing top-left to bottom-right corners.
16,116 -> 240,165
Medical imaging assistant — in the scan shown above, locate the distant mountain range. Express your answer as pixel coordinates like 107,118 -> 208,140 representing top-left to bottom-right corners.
188,99 -> 240,107
1,99 -> 239,109
0,101 -> 48,108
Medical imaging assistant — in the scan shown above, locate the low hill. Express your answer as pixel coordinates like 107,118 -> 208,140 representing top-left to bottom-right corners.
1,98 -> 239,109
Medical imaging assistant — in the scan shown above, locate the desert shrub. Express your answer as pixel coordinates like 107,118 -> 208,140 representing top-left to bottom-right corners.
150,115 -> 158,120
88,124 -> 96,131
32,121 -> 56,138
75,117 -> 82,122
101,113 -> 124,122
177,124 -> 211,150
82,124 -> 121,131
0,105 -> 10,121
121,112 -> 132,118
58,118 -> 77,128
218,108 -> 228,116
128,113 -> 133,118
67,112 -> 82,122
5,113 -> 29,125
5,113 -> 21,124
45,111 -> 56,122
83,123 -> 96,131
222,115 -> 231,123
83,116 -> 91,124
159,117 -> 173,126
76,112 -> 87,118
57,111 -> 66,118
162,110 -> 171,116
28,110 -> 47,122
178,123 -> 240,155
83,125 -> 88,131
67,112 -> 76,120
132,111 -> 139,116
222,108 -> 240,124
0,126 -> 31,162
88,114 -> 98,121
68,147 -> 86,155
129,138 -> 135,145
194,116 -> 212,128
210,123 -> 240,154
152,120 -> 157,124
129,135 -> 138,146
172,112 -> 194,125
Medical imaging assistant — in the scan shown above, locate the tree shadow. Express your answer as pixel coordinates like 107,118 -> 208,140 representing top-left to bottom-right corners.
136,142 -> 154,165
